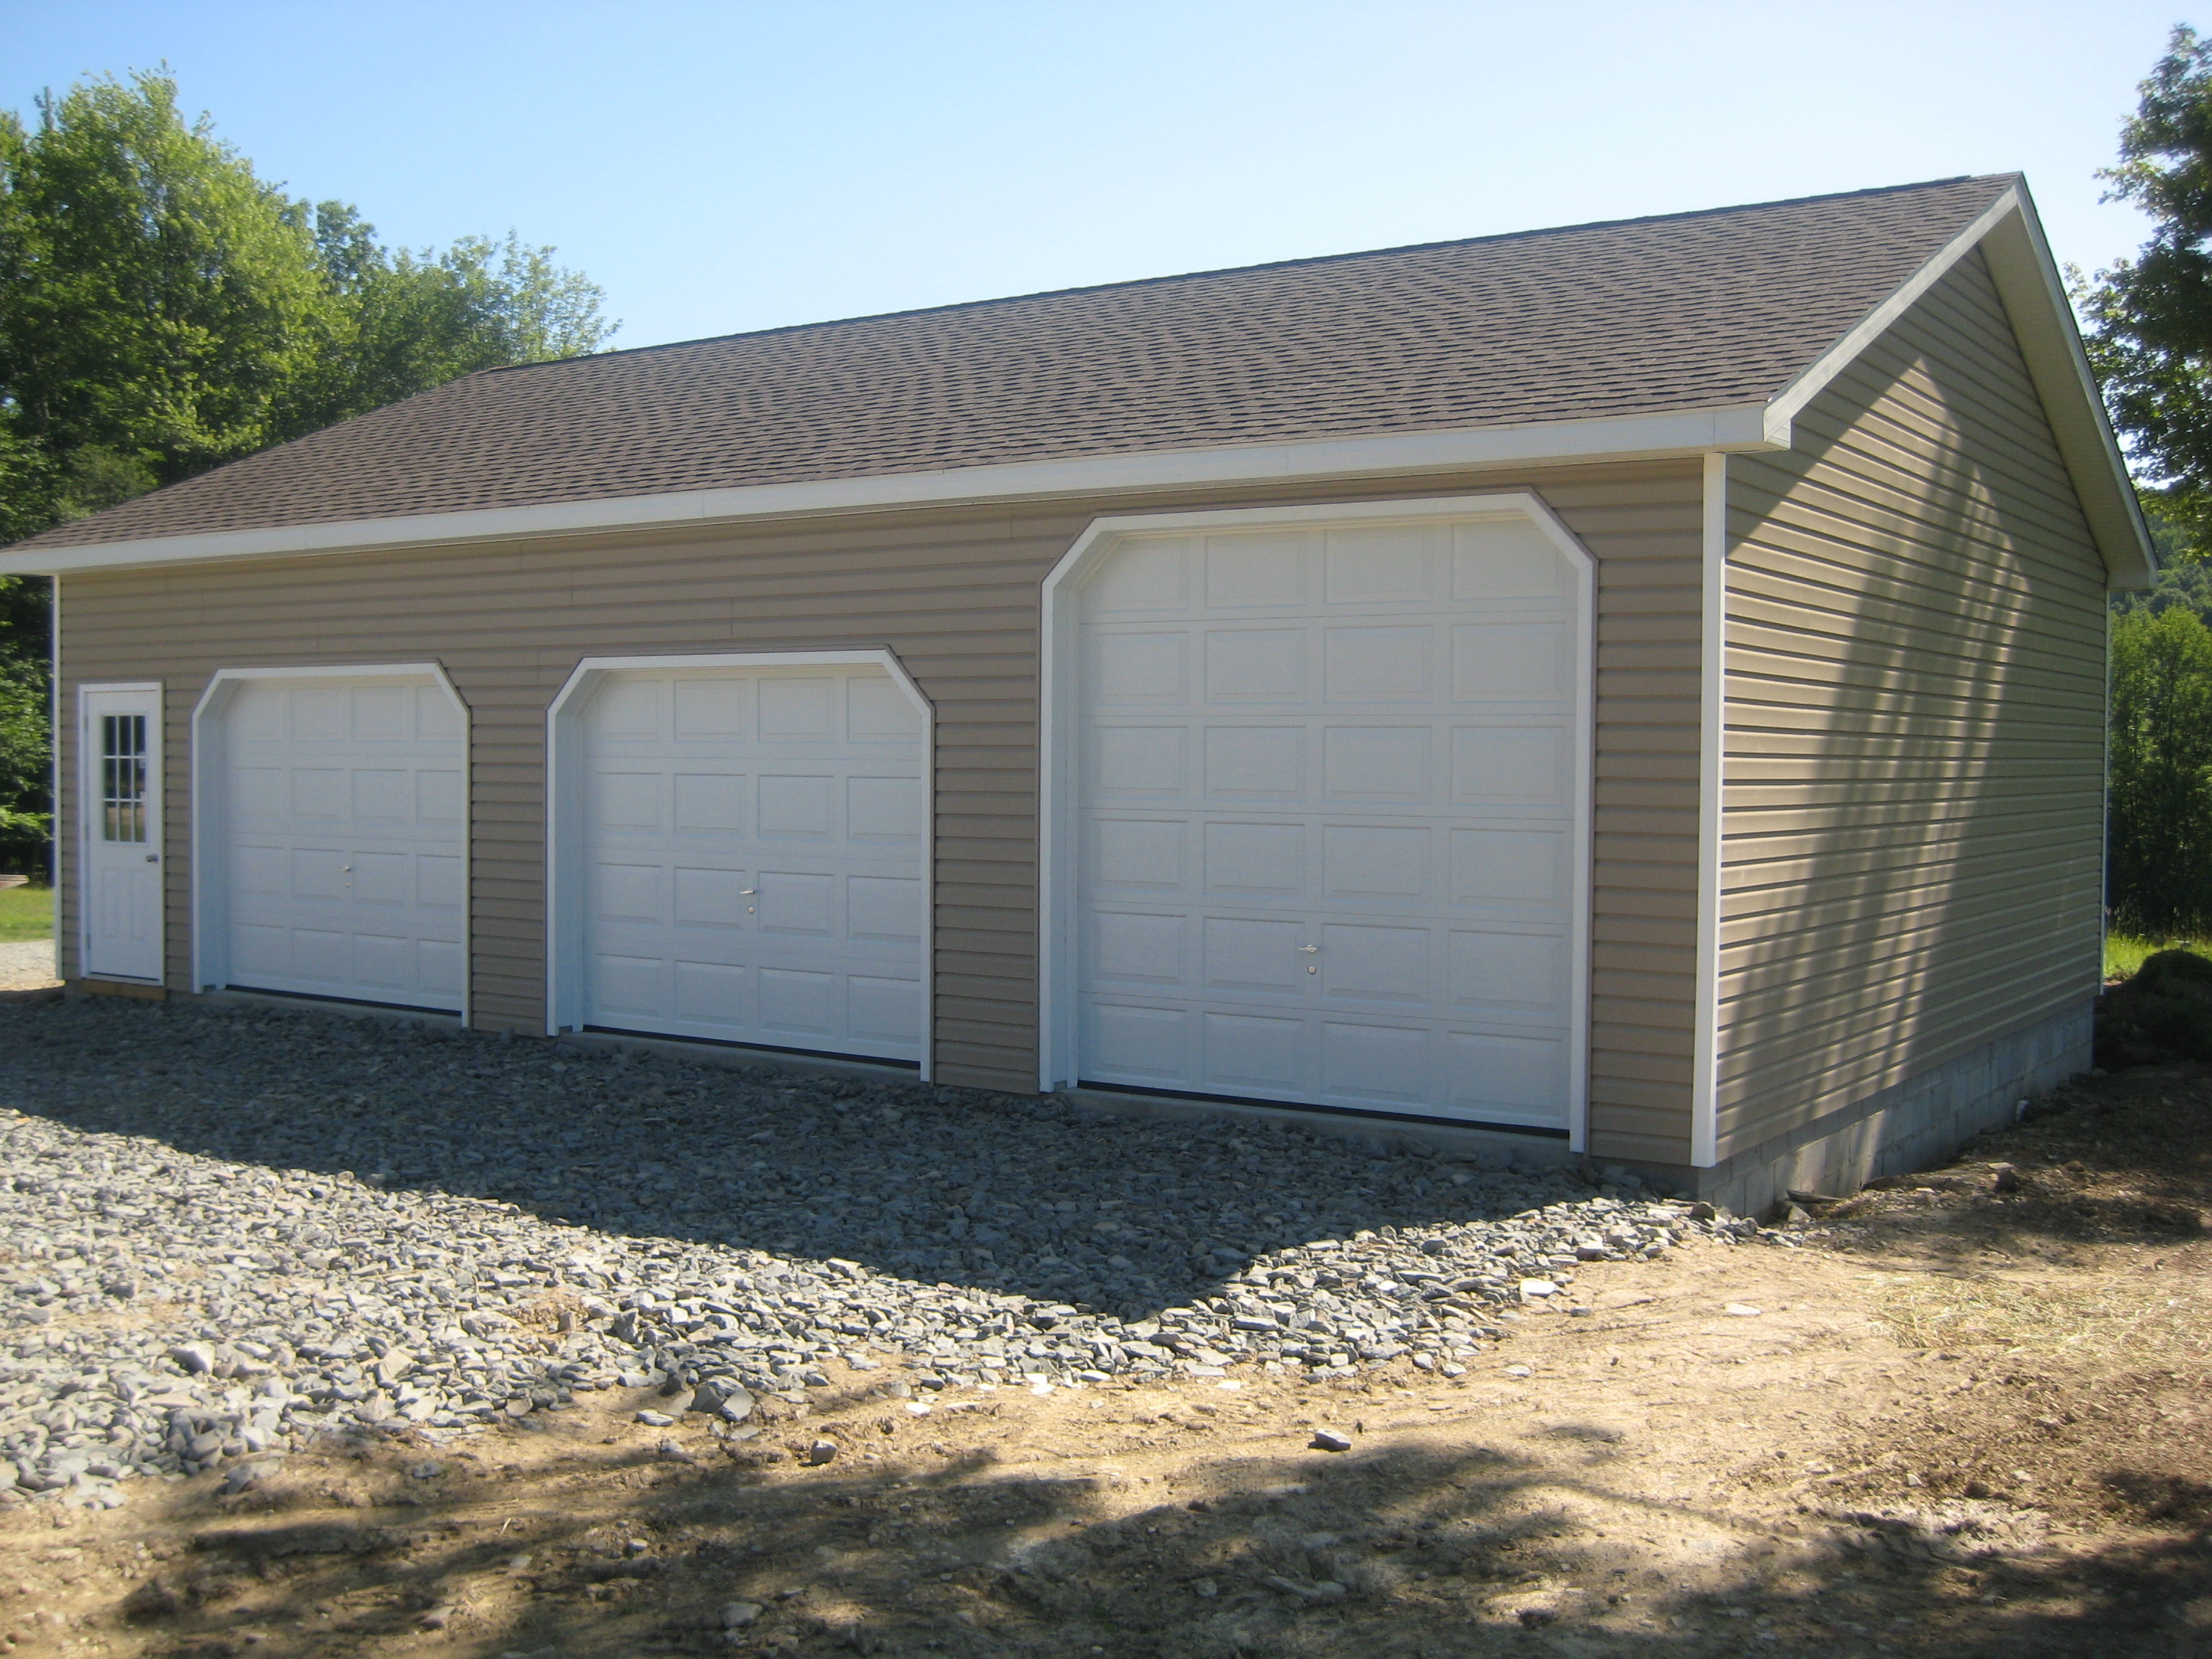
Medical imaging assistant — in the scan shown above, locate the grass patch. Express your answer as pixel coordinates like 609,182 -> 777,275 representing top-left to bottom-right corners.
0,883 -> 53,943
1871,1269 -> 2212,1360
2106,930 -> 2212,981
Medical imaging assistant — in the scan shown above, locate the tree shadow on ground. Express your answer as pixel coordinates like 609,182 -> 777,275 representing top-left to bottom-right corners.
106,1403 -> 2212,1659
0,997 -> 1622,1321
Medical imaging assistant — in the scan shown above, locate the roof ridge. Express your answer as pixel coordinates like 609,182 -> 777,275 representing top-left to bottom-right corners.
490,173 -> 2013,373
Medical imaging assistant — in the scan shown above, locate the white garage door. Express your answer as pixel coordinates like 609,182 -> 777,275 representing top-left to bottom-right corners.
217,675 -> 466,1010
577,663 -> 925,1062
1074,511 -> 1588,1129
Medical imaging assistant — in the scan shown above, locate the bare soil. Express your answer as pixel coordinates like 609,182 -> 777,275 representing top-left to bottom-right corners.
4,1064 -> 2210,1658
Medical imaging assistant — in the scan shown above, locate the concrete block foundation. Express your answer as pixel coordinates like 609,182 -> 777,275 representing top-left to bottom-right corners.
1688,999 -> 2095,1215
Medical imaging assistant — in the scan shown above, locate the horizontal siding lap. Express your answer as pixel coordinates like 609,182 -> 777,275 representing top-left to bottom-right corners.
54,460 -> 1705,1159
1715,248 -> 2106,1164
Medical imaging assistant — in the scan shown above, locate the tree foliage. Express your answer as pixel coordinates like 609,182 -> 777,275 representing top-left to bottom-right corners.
2076,25 -> 2212,559
2109,604 -> 2212,934
0,70 -> 616,872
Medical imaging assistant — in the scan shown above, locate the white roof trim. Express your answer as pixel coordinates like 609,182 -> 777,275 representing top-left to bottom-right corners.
1765,181 -> 2154,589
0,403 -> 1775,576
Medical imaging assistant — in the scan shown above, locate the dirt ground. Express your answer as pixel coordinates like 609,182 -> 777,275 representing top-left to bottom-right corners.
4,1063 -> 2209,1658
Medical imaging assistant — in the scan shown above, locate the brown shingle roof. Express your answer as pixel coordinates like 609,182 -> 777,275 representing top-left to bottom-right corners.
15,174 -> 2015,551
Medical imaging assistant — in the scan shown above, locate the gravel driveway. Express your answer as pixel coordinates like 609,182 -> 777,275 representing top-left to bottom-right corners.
0,938 -> 55,990
0,997 -> 1727,1511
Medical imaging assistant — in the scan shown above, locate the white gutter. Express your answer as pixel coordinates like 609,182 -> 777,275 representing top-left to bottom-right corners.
0,403 -> 1776,577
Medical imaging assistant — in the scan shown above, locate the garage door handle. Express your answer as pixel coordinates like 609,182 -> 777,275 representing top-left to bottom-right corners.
1298,945 -> 1320,953
740,889 -> 757,896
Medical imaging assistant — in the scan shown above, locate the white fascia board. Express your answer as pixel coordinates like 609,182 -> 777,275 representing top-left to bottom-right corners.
0,404 -> 1776,577
1763,182 -> 2155,590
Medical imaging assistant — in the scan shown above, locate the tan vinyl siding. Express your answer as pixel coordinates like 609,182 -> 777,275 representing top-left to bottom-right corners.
1718,248 -> 2108,1159
55,460 -> 1702,1154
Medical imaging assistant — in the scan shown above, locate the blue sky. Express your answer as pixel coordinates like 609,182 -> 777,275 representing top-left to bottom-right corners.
0,2 -> 2190,351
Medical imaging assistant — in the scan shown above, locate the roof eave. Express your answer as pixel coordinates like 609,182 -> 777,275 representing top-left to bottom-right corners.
1760,181 -> 2157,591
0,403 -> 1778,577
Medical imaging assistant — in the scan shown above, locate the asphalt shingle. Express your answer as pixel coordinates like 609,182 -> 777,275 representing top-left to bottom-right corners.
14,174 -> 2015,552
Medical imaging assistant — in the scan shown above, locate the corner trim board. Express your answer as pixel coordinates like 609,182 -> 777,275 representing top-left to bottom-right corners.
1691,454 -> 1727,1167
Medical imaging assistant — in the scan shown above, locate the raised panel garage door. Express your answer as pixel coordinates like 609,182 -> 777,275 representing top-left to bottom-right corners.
1074,511 -> 1588,1130
578,664 -> 925,1062
217,676 -> 466,1010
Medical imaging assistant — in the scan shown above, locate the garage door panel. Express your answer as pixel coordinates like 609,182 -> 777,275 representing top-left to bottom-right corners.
848,775 -> 923,841
1094,727 -> 1187,796
215,675 -> 468,1013
1205,727 -> 1303,798
592,861 -> 662,923
847,875 -> 921,942
1205,629 -> 1305,701
418,939 -> 464,997
848,976 -> 920,1043
1321,824 -> 1430,901
575,663 -> 925,1062
1088,1002 -> 1190,1082
1202,1011 -> 1305,1092
349,852 -> 411,907
1449,928 -> 1568,1012
1449,827 -> 1566,905
289,769 -> 345,818
1324,626 -> 1431,702
1318,922 -> 1431,1002
417,854 -> 464,911
1202,915 -> 1305,992
673,676 -> 749,738
1322,727 -> 1430,801
1095,817 -> 1187,889
1202,819 -> 1298,895
1449,725 -> 1568,806
759,773 -> 834,837
758,677 -> 835,739
1446,1030 -> 1566,1118
675,960 -> 749,1022
757,871 -> 835,935
1319,1020 -> 1431,1103
1075,510 -> 1586,1130
849,675 -> 923,739
1090,909 -> 1184,986
673,866 -> 752,930
1453,621 -> 1572,702
416,769 -> 464,824
673,772 -> 745,832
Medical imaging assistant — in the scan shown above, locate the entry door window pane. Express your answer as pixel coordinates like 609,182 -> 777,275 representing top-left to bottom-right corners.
102,714 -> 148,843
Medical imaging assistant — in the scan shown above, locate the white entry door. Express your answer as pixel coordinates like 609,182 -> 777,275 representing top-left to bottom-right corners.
81,685 -> 164,982
209,675 -> 467,1010
1072,508 -> 1590,1130
577,662 -> 925,1061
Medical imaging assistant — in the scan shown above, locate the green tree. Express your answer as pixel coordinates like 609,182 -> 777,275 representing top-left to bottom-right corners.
0,70 -> 615,873
2077,25 -> 2212,559
2109,604 -> 2212,932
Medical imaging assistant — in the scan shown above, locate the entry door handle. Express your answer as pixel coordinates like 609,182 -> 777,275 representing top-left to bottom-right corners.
145,854 -> 159,864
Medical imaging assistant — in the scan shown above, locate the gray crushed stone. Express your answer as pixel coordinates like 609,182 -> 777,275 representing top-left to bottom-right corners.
0,998 -> 1755,1509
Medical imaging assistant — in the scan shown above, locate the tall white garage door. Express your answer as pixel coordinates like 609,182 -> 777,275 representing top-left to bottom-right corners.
210,675 -> 466,1011
576,663 -> 926,1062
1072,508 -> 1589,1130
